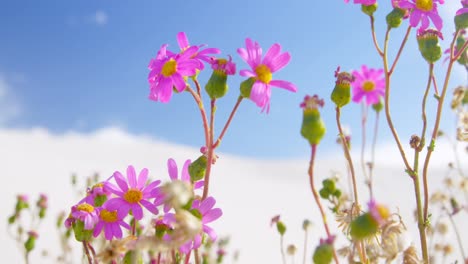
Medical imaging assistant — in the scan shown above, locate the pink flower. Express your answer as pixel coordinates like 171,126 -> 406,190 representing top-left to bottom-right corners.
104,165 -> 161,220
178,197 -> 222,253
147,44 -> 199,103
237,38 -> 297,113
93,205 -> 130,240
70,202 -> 99,230
344,0 -> 376,5
351,65 -> 385,105
83,182 -> 111,206
367,199 -> 390,226
210,56 -> 236,75
175,32 -> 221,70
399,0 -> 444,31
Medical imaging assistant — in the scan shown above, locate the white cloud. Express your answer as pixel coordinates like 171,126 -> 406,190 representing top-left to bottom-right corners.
92,10 -> 108,26
0,74 -> 22,125
0,127 -> 466,263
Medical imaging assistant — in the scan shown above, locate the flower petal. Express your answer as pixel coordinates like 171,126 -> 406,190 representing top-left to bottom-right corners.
177,32 -> 189,50
269,80 -> 297,92
114,171 -> 129,192
268,52 -> 291,72
181,159 -> 191,182
203,208 -> 222,224
167,158 -> 178,180
137,168 -> 149,189
127,165 -> 137,188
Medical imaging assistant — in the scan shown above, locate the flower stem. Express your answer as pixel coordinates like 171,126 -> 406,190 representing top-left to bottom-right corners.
447,210 -> 467,262
202,99 -> 216,200
213,96 -> 243,149
83,241 -> 93,264
186,85 -> 210,151
422,30 -> 460,222
369,15 -> 383,57
195,249 -> 201,264
309,144 -> 340,264
368,110 -> 380,199
184,251 -> 191,264
389,26 -> 412,75
302,228 -> 308,264
360,103 -> 370,197
335,107 -> 359,206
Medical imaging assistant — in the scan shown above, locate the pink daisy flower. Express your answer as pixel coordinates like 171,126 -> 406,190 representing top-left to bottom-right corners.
93,205 -> 130,240
174,32 -> 221,71
399,0 -> 444,31
367,199 -> 390,226
147,44 -> 199,103
172,197 -> 222,253
69,202 -> 99,230
344,0 -> 376,5
210,56 -> 236,75
104,165 -> 161,220
351,65 -> 385,105
82,182 -> 111,206
237,38 -> 297,113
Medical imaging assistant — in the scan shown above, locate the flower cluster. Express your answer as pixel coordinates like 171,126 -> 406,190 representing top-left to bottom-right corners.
65,161 -> 223,261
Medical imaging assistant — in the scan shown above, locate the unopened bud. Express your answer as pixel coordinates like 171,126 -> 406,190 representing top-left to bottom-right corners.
188,155 -> 207,182
240,77 -> 256,98
300,95 -> 326,145
410,135 -> 421,149
417,29 -> 443,63
386,8 -> 406,28
361,3 -> 378,16
331,67 -> 354,108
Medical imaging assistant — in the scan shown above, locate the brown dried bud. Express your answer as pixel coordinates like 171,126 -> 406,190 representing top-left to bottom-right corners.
403,246 -> 421,264
409,135 -> 420,149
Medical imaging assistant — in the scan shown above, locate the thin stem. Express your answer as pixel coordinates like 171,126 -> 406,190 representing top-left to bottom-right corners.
202,99 -> 216,200
185,251 -> 192,264
389,26 -> 412,75
87,242 -> 98,264
195,249 -> 201,264
419,63 -> 434,153
360,103 -> 370,197
83,241 -> 93,264
422,30 -> 460,221
280,235 -> 287,264
382,27 -> 413,173
336,107 -> 359,205
172,250 -> 177,263
309,144 -> 340,264
302,229 -> 308,264
368,111 -> 380,198
411,166 -> 429,263
213,96 -> 243,149
132,218 -> 137,236
370,15 -> 384,57
186,86 -> 210,149
447,211 -> 467,262
193,76 -> 202,98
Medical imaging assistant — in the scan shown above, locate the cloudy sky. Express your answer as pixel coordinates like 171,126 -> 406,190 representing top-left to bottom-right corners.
0,0 -> 467,263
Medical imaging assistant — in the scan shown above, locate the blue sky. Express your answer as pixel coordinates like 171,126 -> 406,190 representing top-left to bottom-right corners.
0,0 -> 465,158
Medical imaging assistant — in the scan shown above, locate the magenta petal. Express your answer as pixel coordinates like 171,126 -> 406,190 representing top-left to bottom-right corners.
178,46 -> 198,61
104,182 -> 124,196
250,82 -> 268,107
457,7 -> 468,15
194,181 -> 204,189
237,48 -> 249,64
269,52 -> 291,72
198,197 -> 216,215
203,208 -> 222,223
262,43 -> 281,66
114,171 -> 129,192
239,69 -> 256,77
269,80 -> 297,92
410,11 -> 422,28
143,180 -> 161,196
181,159 -> 191,182
137,168 -> 149,189
172,73 -> 187,92
84,216 -> 94,230
167,158 -> 178,180
352,91 -> 365,103
193,234 -> 202,250
157,77 -> 173,103
127,166 -> 137,188
131,204 -> 143,220
203,225 -> 217,241
427,12 -> 443,31
117,203 -> 130,219
93,222 -> 103,237
105,198 -> 124,211
120,221 -> 131,230
140,199 -> 159,215
177,32 -> 189,50
104,225 -> 113,240
179,241 -> 192,254
112,223 -> 123,239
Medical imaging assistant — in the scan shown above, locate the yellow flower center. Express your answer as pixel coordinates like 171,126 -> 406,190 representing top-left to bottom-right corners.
161,59 -> 177,77
377,205 -> 390,220
124,189 -> 143,204
255,64 -> 272,84
76,203 -> 94,213
217,59 -> 227,65
100,209 -> 118,223
362,81 -> 375,92
415,0 -> 433,11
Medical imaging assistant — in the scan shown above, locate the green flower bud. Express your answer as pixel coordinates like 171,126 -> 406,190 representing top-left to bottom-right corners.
417,29 -> 443,63
319,188 -> 329,199
302,219 -> 311,230
300,95 -> 326,145
361,3 -> 378,16
205,71 -> 228,99
188,155 -> 207,182
322,179 -> 336,192
72,220 -> 93,242
333,189 -> 342,199
350,213 -> 378,240
240,77 -> 256,98
39,208 -> 46,219
463,89 -> 468,105
331,68 -> 354,108
123,250 -> 143,264
8,215 -> 16,224
372,99 -> 383,112
386,8 -> 406,28
455,35 -> 468,66
24,231 -> 38,253
455,12 -> 468,31
276,221 -> 287,236
313,244 -> 333,264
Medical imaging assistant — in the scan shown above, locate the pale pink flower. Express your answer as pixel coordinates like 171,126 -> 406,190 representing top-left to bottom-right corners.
351,65 -> 385,105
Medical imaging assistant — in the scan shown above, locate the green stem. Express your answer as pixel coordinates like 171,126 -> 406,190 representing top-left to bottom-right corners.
368,111 -> 380,199
202,99 -> 216,200
369,15 -> 383,57
447,210 -> 467,262
360,103 -> 370,197
213,96 -> 243,149
389,26 -> 412,75
280,235 -> 287,264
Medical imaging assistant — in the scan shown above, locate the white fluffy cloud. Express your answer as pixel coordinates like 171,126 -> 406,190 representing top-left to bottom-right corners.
0,127 -> 466,263
0,74 -> 21,125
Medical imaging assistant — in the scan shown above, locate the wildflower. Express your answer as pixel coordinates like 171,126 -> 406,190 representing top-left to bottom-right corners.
398,0 -> 444,31
351,65 -> 385,105
417,28 -> 443,63
300,95 -> 326,146
104,165 -> 161,220
457,0 -> 468,16
178,197 -> 223,253
313,235 -> 335,264
331,67 -> 354,108
210,56 -> 236,75
93,205 -> 131,240
147,43 -> 199,103
168,158 -> 204,190
70,202 -> 99,230
392,0 -> 410,19
175,32 -> 220,70
237,38 -> 297,113
83,182 -> 111,207
24,231 -> 39,253
350,200 -> 390,239
37,193 -> 48,218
